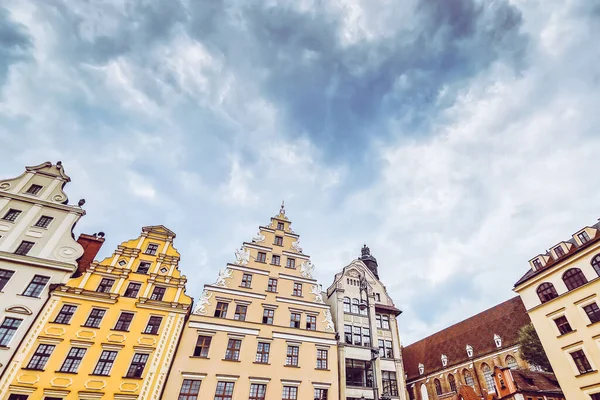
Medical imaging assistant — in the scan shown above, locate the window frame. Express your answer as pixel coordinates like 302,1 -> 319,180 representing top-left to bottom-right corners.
144,316 -> 163,334
53,304 -> 77,325
150,286 -> 166,301
14,240 -> 35,256
145,243 -> 159,256
34,215 -> 54,229
214,381 -> 235,400
267,278 -> 278,292
114,312 -> 135,331
22,275 -> 49,297
26,343 -> 55,370
316,348 -> 328,370
224,338 -> 242,361
0,269 -> 15,291
123,282 -> 142,298
286,345 -> 299,366
96,278 -> 115,293
92,350 -> 118,376
178,379 -> 201,400
262,308 -> 274,325
193,335 -> 211,358
2,209 -> 22,222
563,268 -> 588,291
240,273 -> 252,288
83,308 -> 106,328
126,353 -> 149,378
255,342 -> 270,364
59,347 -> 87,373
214,302 -> 228,318
292,282 -> 302,297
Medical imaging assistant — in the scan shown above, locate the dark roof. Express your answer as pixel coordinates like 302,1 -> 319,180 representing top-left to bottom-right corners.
402,296 -> 531,381
511,369 -> 563,395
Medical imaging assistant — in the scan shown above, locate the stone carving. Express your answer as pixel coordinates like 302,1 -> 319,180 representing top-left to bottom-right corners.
299,260 -> 315,279
214,268 -> 233,287
323,310 -> 335,332
194,290 -> 213,315
311,285 -> 325,304
252,231 -> 265,243
291,239 -> 303,253
234,247 -> 250,266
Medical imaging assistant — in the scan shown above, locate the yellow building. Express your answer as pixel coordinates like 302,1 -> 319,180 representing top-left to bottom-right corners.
163,205 -> 339,400
514,220 -> 600,400
0,225 -> 192,400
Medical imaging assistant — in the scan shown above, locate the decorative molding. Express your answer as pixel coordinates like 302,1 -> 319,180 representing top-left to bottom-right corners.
5,305 -> 33,315
278,273 -> 316,284
226,264 -> 269,276
272,332 -> 337,346
204,285 -> 266,300
311,285 -> 325,304
276,296 -> 329,310
189,321 -> 260,336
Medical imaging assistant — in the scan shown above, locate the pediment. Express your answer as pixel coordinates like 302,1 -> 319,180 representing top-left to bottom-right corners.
143,225 -> 176,237
6,305 -> 33,315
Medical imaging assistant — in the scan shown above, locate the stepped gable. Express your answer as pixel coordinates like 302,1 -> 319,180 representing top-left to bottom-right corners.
402,296 -> 531,380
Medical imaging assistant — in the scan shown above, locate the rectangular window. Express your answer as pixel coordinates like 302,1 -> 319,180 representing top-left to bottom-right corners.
267,278 -> 278,292
262,309 -> 274,325
126,353 -> 149,378
282,386 -> 297,400
96,278 -> 115,293
92,350 -> 118,376
353,326 -> 362,345
293,283 -> 302,297
114,312 -> 134,331
150,286 -> 166,301
22,275 -> 49,297
378,340 -> 393,358
2,209 -> 21,222
136,262 -> 151,274
145,243 -> 159,255
214,381 -> 235,400
286,258 -> 295,269
0,269 -> 15,291
286,345 -> 299,366
274,236 -> 284,246
344,325 -> 352,344
178,379 -> 201,400
224,339 -> 241,361
377,314 -> 390,329
571,349 -> 593,374
345,359 -> 374,387
271,255 -> 281,266
277,222 -> 284,230
532,259 -> 542,269
257,252 -> 267,263
382,371 -> 399,396
8,395 -> 28,400
255,342 -> 270,363
26,184 -> 43,195
584,303 -> 600,324
34,216 -> 54,228
123,282 -> 141,298
144,316 -> 163,334
554,316 -> 573,335
14,241 -> 35,255
306,315 -> 317,330
362,327 -> 371,347
241,274 -> 252,288
234,305 -> 247,321
375,293 -> 381,302
249,383 -> 266,400
59,347 -> 86,373
54,304 -> 77,324
578,231 -> 591,244
26,344 -> 55,370
314,389 -> 328,400
193,335 -> 211,358
214,302 -> 228,318
83,308 -> 106,328
290,312 -> 301,328
316,349 -> 328,370
554,246 -> 565,257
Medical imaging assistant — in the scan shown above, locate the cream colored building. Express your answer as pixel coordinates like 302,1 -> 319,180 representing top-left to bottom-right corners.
514,220 -> 600,400
326,246 -> 407,400
0,162 -> 85,376
163,205 -> 339,400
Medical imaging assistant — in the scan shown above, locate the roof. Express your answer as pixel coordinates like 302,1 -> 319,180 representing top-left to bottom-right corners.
402,296 -> 531,381
511,369 -> 563,395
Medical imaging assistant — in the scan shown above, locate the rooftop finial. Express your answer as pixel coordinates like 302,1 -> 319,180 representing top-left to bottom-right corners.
361,244 -> 370,257
280,200 -> 285,215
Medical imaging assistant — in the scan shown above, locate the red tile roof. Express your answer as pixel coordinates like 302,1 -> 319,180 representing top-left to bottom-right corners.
511,369 -> 563,395
402,296 -> 531,381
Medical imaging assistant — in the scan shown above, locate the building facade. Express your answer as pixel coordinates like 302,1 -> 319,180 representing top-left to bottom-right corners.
0,225 -> 192,400
0,162 -> 86,376
326,245 -> 407,400
514,220 -> 600,400
163,206 -> 339,400
491,365 -> 564,400
402,297 -> 533,400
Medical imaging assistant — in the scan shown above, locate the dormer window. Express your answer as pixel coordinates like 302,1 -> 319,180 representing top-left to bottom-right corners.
466,344 -> 473,358
578,231 -> 591,244
494,334 -> 502,348
277,222 -> 284,230
441,354 -> 448,367
25,184 -> 43,195
418,363 -> 424,375
554,246 -> 565,258
532,258 -> 543,270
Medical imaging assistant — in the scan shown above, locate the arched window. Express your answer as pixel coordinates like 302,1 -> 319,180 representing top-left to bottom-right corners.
448,374 -> 457,392
434,379 -> 442,396
463,369 -> 474,386
563,268 -> 588,291
537,282 -> 558,303
591,254 -> 600,276
420,383 -> 429,400
481,363 -> 495,391
343,297 -> 351,313
506,355 -> 518,369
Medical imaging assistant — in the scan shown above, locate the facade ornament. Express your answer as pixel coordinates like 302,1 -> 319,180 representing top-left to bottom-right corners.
299,260 -> 315,279
441,354 -> 448,367
214,268 -> 233,287
234,247 -> 250,266
194,290 -> 212,315
418,363 -> 425,375
323,310 -> 334,332
291,239 -> 303,253
252,231 -> 265,243
466,344 -> 473,358
311,285 -> 325,304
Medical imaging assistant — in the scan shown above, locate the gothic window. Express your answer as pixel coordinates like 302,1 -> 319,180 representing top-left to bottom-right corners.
448,374 -> 457,392
563,268 -> 588,291
537,282 -> 558,303
434,379 -> 442,396
463,369 -> 474,385
506,355 -> 518,369
482,363 -> 495,391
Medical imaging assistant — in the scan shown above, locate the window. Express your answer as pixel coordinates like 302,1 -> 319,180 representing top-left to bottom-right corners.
193,335 -> 211,357
353,327 -> 361,345
124,282 -> 141,298
343,297 -> 351,313
26,184 -> 43,195
267,278 -> 278,292
316,349 -> 328,369
214,302 -> 228,318
282,386 -> 297,400
8,396 -> 28,400
126,353 -> 149,378
554,246 -> 565,257
255,342 -> 270,363
84,308 -> 106,328
344,325 -> 352,344
563,268 -> 588,291
178,379 -> 201,400
257,252 -> 267,263
584,303 -> 600,324
532,259 -> 543,269
114,312 -> 134,331
351,299 -> 359,314
463,369 -> 475,385
554,316 -> 573,335
92,350 -> 118,375
15,241 -> 35,255
262,309 -> 274,324
379,340 -> 393,358
137,262 -> 151,274
591,394 -> 600,400
54,304 -> 77,324
234,305 -> 247,321
0,269 -> 15,291
225,339 -> 241,361
150,286 -> 166,301
249,383 -> 266,400
277,222 -> 284,230
241,274 -> 252,288
290,312 -> 301,328
434,379 -> 442,396
306,314 -> 316,330
145,243 -> 159,255
448,374 -> 457,392
2,209 -> 21,222
482,363 -> 495,391
375,293 -> 381,302
359,302 -> 368,316
537,282 -> 558,303
293,283 -> 302,296
286,345 -> 299,366
382,371 -> 398,396
214,381 -> 235,400
571,349 -> 593,374
26,344 -> 55,370
144,316 -> 162,334
506,355 -> 518,369
34,216 -> 53,228
271,255 -> 281,266
96,278 -> 115,293
362,327 -> 371,347
59,347 -> 86,373
578,231 -> 591,244
286,258 -> 296,269
376,314 -> 390,329
314,389 -> 328,399
345,359 -> 373,387
274,236 -> 283,246
494,334 -> 502,347
22,275 -> 49,297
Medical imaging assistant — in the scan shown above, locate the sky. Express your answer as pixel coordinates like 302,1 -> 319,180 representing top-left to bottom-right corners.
1,0 -> 599,345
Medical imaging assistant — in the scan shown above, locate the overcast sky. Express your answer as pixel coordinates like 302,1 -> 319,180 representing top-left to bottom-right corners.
1,0 -> 599,345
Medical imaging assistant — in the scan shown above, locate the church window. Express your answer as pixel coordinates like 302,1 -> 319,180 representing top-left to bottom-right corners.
482,363 -> 495,391
506,355 -> 518,369
448,374 -> 457,392
463,369 -> 474,385
434,379 -> 442,395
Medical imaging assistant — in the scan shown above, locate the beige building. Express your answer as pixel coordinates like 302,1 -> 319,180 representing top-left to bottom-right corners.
326,245 -> 407,400
0,162 -> 85,376
514,220 -> 600,400
163,205 -> 339,399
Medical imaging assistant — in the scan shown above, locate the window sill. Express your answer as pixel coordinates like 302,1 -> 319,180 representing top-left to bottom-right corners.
81,325 -> 100,329
55,371 -> 78,375
142,332 -> 159,336
239,286 -> 252,290
189,356 -> 209,359
222,359 -> 241,362
22,367 -> 44,371
89,373 -> 110,377
110,329 -> 130,333
122,376 -> 144,380
16,294 -> 41,299
266,291 -> 278,294
284,365 -> 300,368
316,368 -> 330,371
587,321 -> 600,327
253,362 -> 270,365
50,321 -> 71,325
576,370 -> 597,377
256,260 -> 267,264
132,271 -> 149,275
557,329 -> 577,338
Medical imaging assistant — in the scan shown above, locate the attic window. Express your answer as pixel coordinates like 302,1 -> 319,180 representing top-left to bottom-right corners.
532,259 -> 543,270
418,363 -> 424,375
441,354 -> 448,367
554,246 -> 565,258
494,334 -> 502,348
466,344 -> 473,358
25,184 -> 43,195
578,231 -> 591,244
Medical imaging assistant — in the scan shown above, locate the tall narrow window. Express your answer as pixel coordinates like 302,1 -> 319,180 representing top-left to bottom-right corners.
274,236 -> 283,246
144,316 -> 162,334
136,262 -> 151,274
448,374 -> 457,392
505,355 -> 518,369
114,312 -> 134,331
249,383 -> 267,400
277,222 -> 284,230
306,315 -> 316,330
563,268 -> 588,291
0,317 -> 21,346
362,327 -> 371,347
34,216 -> 53,228
26,344 -> 55,370
537,282 -> 558,303
592,254 -> 600,276
178,379 -> 201,400
150,286 -> 166,301
584,303 -> 600,324
145,243 -> 159,255
59,347 -> 86,373
351,299 -> 360,314
257,252 -> 267,263
286,345 -> 299,366
262,309 -> 274,324
554,316 -> 573,335
316,349 -> 328,369
255,342 -> 270,364
271,255 -> 281,266
463,369 -> 475,385
224,339 -> 241,361
381,315 -> 390,329
282,386 -> 297,400
571,350 -> 593,374
267,278 -> 278,292
290,312 -> 301,328
293,283 -> 302,296
286,258 -> 296,269
214,382 -> 235,400
126,353 -> 149,378
92,350 -> 118,376
241,274 -> 252,288
14,241 -> 35,255
343,297 -> 351,313
124,282 -> 141,298
0,269 -> 15,291
578,231 -> 591,244
54,305 -> 77,324
22,275 -> 49,297
482,363 -> 494,391
353,326 -> 362,345
2,209 -> 21,222
434,379 -> 442,396
83,308 -> 106,328
382,371 -> 399,396
214,302 -> 228,318
96,278 -> 115,293
344,325 -> 352,344
25,184 -> 43,195
193,335 -> 211,358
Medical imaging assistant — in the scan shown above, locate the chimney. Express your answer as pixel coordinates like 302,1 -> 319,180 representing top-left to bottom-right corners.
74,232 -> 105,277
